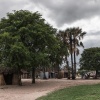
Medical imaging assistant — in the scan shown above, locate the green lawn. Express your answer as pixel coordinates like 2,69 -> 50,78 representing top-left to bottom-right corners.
37,84 -> 100,100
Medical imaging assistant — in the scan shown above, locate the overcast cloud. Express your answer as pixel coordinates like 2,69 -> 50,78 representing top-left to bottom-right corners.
29,0 -> 100,26
0,0 -> 100,64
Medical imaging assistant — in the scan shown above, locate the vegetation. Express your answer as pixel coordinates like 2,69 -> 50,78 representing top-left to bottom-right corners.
70,27 -> 86,78
0,10 -> 86,85
0,10 -> 59,85
0,32 -> 30,85
80,47 -> 100,78
58,27 -> 86,79
37,84 -> 100,100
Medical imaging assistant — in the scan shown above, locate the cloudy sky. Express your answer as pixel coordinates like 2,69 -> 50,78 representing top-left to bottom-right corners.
0,0 -> 100,64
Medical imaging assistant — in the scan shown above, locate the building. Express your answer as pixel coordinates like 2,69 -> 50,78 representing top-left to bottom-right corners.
0,67 -> 18,85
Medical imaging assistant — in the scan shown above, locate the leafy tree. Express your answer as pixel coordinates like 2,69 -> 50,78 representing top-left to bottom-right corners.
0,10 -> 58,84
0,32 -> 30,85
80,47 -> 100,78
57,31 -> 69,78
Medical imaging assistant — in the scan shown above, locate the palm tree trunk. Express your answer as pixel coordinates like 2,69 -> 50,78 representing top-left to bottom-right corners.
71,52 -> 75,79
74,51 -> 76,79
32,67 -> 35,84
66,60 -> 70,79
73,37 -> 76,79
70,33 -> 75,79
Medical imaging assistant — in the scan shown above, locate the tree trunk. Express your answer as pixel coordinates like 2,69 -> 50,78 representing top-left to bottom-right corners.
95,70 -> 98,79
71,52 -> 75,79
70,33 -> 75,79
66,58 -> 70,79
57,63 -> 61,79
73,37 -> 76,79
18,67 -> 22,86
32,67 -> 35,84
43,67 -> 47,79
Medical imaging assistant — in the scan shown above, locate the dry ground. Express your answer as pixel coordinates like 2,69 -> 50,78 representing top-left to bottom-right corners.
0,78 -> 100,100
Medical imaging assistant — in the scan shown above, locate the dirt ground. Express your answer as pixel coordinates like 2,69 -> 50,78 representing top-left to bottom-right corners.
0,78 -> 100,100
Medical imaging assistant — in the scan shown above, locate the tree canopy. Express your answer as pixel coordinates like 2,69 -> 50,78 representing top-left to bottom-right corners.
0,10 -> 60,84
0,10 -> 59,67
80,47 -> 100,71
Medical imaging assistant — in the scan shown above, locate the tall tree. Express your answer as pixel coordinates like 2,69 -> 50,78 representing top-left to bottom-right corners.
70,27 -> 86,78
59,27 -> 86,79
0,10 -> 58,84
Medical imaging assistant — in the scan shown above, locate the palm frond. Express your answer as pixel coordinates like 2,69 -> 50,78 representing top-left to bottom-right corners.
80,42 -> 84,48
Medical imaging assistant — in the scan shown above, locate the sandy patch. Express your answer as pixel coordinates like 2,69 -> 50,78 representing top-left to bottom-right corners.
0,78 -> 100,100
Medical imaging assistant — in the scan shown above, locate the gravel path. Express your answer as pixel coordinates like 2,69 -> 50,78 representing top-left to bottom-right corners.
0,79 -> 100,100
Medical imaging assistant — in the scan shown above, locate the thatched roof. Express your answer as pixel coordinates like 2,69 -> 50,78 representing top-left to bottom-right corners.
0,67 -> 18,74
21,69 -> 29,74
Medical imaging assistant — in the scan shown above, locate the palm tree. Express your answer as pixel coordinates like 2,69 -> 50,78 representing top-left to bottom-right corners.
58,27 -> 86,79
59,29 -> 73,79
71,27 -> 86,78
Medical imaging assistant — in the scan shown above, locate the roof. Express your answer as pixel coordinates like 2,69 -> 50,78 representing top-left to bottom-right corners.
21,69 -> 29,74
0,67 -> 18,74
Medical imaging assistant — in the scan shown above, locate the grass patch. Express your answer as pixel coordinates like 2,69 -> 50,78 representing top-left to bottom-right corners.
37,84 -> 100,100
